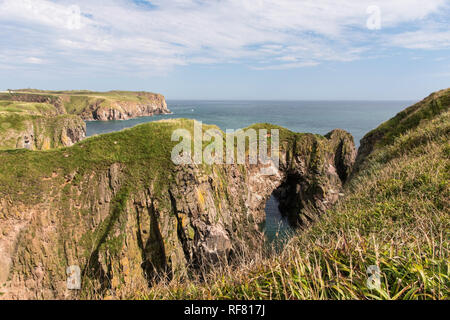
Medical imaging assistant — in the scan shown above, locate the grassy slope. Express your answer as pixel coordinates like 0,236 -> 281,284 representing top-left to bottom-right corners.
0,100 -> 58,116
142,90 -> 449,300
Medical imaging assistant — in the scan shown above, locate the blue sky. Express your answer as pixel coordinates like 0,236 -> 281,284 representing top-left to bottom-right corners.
0,0 -> 449,100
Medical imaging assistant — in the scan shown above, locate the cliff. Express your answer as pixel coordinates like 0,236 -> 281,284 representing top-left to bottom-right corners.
0,90 -> 170,150
0,119 -> 355,299
0,101 -> 86,150
4,90 -> 171,121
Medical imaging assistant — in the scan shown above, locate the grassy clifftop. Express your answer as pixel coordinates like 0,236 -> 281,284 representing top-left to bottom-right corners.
356,88 -> 450,170
2,89 -> 170,121
0,118 -> 344,203
142,89 -> 449,300
13,89 -> 160,97
0,100 -> 59,116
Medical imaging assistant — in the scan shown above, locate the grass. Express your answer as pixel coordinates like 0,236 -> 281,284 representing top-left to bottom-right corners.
363,88 -> 449,148
0,101 -> 58,116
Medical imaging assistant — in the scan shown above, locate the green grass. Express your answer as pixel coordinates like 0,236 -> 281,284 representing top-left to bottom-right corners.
363,88 -> 449,147
0,101 -> 58,116
0,119 -> 186,202
0,119 -> 306,201
0,113 -> 28,133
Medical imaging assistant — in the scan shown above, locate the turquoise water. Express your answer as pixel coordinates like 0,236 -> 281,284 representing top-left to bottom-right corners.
86,99 -> 413,242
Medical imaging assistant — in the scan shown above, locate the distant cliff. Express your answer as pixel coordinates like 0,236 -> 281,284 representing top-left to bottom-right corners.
5,90 -> 171,121
0,90 -> 170,150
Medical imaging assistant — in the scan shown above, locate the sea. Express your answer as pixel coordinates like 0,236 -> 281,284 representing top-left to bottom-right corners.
86,99 -> 414,243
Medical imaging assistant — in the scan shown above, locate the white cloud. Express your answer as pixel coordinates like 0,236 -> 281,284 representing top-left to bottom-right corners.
0,0 -> 449,73
25,57 -> 45,64
389,30 -> 450,49
252,61 -> 319,70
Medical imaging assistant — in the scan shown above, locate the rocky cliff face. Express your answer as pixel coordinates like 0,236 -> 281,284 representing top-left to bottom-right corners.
2,90 -> 171,121
86,93 -> 170,121
0,120 -> 355,299
0,114 -> 86,150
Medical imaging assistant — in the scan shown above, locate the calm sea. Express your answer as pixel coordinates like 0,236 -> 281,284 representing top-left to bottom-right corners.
86,100 -> 414,242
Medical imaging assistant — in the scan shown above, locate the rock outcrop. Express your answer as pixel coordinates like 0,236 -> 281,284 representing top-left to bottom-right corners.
0,120 -> 355,299
86,93 -> 170,121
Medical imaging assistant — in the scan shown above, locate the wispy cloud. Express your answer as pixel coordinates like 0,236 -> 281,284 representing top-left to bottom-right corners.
0,0 -> 449,74
389,30 -> 450,49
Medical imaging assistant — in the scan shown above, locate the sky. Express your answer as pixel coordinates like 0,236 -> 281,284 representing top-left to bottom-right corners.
0,0 -> 449,100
